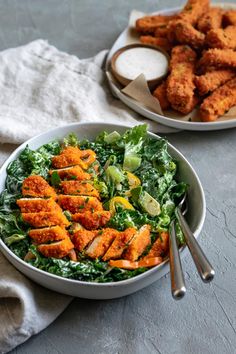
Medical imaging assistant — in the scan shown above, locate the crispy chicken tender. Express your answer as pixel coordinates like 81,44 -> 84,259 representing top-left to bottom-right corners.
198,48 -> 236,70
49,165 -> 91,181
72,229 -> 98,252
140,36 -> 172,52
167,45 -> 197,114
197,7 -> 223,33
60,181 -> 99,198
57,195 -> 103,214
52,147 -> 96,170
136,14 -> 176,34
52,146 -> 82,169
143,232 -> 169,260
123,224 -> 151,261
17,198 -> 60,213
38,236 -> 74,259
22,211 -> 70,228
29,226 -> 68,244
223,10 -> 236,26
195,69 -> 236,96
200,77 -> 236,122
206,26 -> 236,50
22,175 -> 57,199
168,20 -> 205,49
103,227 -> 136,261
72,211 -> 111,230
85,228 -> 119,259
176,0 -> 210,25
153,81 -> 170,110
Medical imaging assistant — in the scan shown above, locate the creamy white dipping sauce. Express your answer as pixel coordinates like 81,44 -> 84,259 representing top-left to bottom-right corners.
115,47 -> 168,81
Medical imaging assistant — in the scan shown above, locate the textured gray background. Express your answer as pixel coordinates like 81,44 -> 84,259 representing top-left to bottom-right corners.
0,0 -> 236,353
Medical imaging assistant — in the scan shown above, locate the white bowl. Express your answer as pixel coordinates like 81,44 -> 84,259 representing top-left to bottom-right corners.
0,123 -> 206,299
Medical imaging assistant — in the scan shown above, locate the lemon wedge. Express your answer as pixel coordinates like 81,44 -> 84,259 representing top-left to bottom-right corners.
109,196 -> 134,216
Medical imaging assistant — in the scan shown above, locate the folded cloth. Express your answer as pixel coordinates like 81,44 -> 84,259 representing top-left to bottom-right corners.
0,254 -> 71,354
0,39 -> 162,144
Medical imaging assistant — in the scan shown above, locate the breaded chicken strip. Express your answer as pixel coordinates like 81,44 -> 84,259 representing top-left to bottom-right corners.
197,7 -> 223,33
142,232 -> 169,260
206,26 -> 236,50
29,226 -> 68,243
123,224 -> 151,261
168,20 -> 205,49
86,228 -> 119,259
22,175 -> 57,199
176,0 -> 210,25
153,81 -> 170,110
49,165 -> 91,181
103,227 -> 136,261
52,146 -> 82,169
136,14 -> 176,34
38,236 -> 74,258
57,195 -> 103,213
72,211 -> 111,230
60,181 -> 99,198
223,10 -> 236,26
198,48 -> 236,70
17,198 -> 60,213
140,36 -> 172,52
22,211 -> 70,228
200,77 -> 236,121
72,229 -> 98,252
52,147 -> 96,170
167,45 -> 197,114
195,69 -> 236,96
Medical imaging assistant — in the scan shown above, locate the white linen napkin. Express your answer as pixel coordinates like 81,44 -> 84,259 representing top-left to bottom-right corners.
0,39 -> 165,144
0,39 -> 166,353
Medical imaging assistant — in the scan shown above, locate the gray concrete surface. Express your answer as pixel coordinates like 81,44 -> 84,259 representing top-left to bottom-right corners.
0,0 -> 236,353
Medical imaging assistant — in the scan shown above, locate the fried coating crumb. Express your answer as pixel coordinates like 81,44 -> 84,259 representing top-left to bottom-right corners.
60,181 -> 99,198
153,81 -> 170,110
38,236 -> 74,258
72,229 -> 98,252
17,198 -> 60,213
29,226 -> 68,244
200,77 -> 236,121
136,14 -> 176,34
223,10 -> 236,26
143,232 -> 169,260
49,165 -> 91,181
22,175 -> 57,199
123,224 -> 151,261
168,20 -> 205,49
140,35 -> 172,52
52,146 -> 83,169
195,69 -> 236,96
103,227 -> 136,261
167,45 -> 198,114
57,195 -> 103,213
198,48 -> 236,70
206,26 -> 236,50
72,211 -> 111,230
177,0 -> 210,25
22,211 -> 70,228
85,228 -> 119,259
197,7 -> 223,33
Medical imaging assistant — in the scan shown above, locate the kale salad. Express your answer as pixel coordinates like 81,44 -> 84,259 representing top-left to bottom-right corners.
0,124 -> 187,283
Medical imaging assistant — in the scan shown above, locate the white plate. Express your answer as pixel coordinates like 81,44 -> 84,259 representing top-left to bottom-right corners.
0,123 -> 206,299
106,4 -> 236,131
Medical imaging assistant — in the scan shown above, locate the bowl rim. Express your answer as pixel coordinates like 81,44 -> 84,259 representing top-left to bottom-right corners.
0,122 -> 206,287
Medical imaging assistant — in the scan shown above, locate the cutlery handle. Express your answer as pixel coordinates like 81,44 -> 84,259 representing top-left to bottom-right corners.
176,208 -> 215,283
169,220 -> 186,300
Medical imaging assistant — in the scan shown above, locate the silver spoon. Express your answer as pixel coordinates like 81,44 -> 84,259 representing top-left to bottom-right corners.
176,194 -> 215,283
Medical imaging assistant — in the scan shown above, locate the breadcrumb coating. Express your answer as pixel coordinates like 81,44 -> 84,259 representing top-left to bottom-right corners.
123,224 -> 151,261
136,14 -> 176,34
22,175 -> 57,199
85,228 -> 119,259
72,229 -> 98,252
72,211 -> 111,230
143,232 -> 169,260
153,81 -> 170,110
103,227 -> 136,261
195,69 -> 235,96
17,198 -> 60,213
169,20 -> 205,49
223,10 -> 236,26
38,236 -> 74,258
198,48 -> 236,70
140,35 -> 172,52
49,165 -> 91,181
29,226 -> 68,244
200,77 -> 236,121
57,195 -> 103,213
206,26 -> 236,50
197,7 -> 223,33
60,181 -> 99,198
22,211 -> 70,228
177,0 -> 210,25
